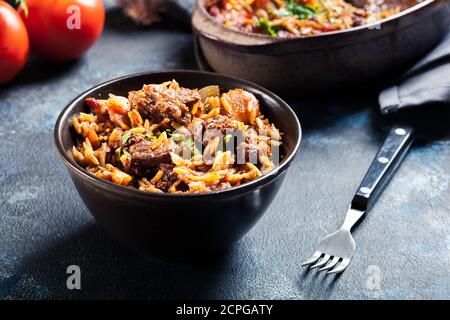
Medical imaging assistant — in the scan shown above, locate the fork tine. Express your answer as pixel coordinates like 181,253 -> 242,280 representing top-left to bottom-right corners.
310,254 -> 331,269
319,256 -> 341,271
301,251 -> 322,267
328,258 -> 351,274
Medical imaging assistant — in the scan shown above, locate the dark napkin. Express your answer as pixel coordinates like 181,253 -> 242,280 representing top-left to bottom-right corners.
379,30 -> 450,114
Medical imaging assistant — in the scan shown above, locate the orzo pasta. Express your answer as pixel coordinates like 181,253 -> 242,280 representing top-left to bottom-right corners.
71,80 -> 282,193
206,0 -> 419,37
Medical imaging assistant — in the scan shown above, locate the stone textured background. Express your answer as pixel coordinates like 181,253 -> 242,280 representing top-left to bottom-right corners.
0,0 -> 449,299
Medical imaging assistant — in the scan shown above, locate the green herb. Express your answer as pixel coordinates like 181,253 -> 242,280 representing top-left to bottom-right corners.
15,0 -> 28,17
184,138 -> 194,147
163,129 -> 174,138
224,134 -> 232,144
145,132 -> 157,140
192,146 -> 201,157
204,103 -> 210,113
257,18 -> 277,37
171,133 -> 185,142
276,0 -> 316,20
182,138 -> 198,157
122,150 -> 131,157
121,131 -> 132,145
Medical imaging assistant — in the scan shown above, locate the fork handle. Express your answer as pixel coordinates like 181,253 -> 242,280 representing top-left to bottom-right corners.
351,126 -> 414,212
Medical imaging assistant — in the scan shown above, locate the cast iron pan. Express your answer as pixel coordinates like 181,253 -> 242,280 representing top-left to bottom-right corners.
192,0 -> 450,93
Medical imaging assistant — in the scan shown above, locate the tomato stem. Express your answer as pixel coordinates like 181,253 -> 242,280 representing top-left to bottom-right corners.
15,0 -> 28,17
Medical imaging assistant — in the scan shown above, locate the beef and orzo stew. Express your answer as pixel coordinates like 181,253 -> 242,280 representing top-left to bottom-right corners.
71,80 -> 282,193
206,0 -> 420,37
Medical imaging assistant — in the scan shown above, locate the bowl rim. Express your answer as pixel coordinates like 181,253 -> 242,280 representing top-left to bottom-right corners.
54,69 -> 302,199
193,0 -> 439,46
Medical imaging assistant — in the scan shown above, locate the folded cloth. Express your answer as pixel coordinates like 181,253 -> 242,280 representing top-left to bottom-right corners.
379,30 -> 450,114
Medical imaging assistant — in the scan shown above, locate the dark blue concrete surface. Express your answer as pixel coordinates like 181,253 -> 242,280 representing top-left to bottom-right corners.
1,1 -> 450,300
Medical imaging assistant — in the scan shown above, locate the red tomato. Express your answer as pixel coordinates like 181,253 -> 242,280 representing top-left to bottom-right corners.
0,1 -> 29,85
19,0 -> 105,62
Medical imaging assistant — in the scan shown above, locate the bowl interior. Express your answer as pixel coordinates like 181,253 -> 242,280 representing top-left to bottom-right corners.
55,70 -> 301,196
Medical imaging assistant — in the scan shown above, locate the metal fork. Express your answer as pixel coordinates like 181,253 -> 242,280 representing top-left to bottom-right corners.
302,126 -> 414,274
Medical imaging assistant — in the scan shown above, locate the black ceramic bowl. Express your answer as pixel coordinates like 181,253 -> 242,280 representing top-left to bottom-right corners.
54,70 -> 301,255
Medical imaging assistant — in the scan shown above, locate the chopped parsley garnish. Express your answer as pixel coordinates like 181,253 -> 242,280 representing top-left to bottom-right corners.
122,150 -> 131,157
121,131 -> 132,145
182,138 -> 201,157
192,146 -> 201,157
145,132 -> 157,140
184,138 -> 194,147
224,134 -> 232,144
257,18 -> 277,37
276,0 -> 317,20
171,133 -> 185,142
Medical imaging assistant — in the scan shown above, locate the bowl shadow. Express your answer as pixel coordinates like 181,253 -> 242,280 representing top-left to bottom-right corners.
0,55 -> 81,91
5,224 -> 238,299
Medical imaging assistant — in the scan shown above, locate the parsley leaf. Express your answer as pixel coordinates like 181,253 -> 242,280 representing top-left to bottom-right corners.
224,134 -> 232,144
145,132 -> 157,140
276,0 -> 316,20
171,133 -> 185,142
121,131 -> 132,145
257,18 -> 277,37
122,150 -> 131,157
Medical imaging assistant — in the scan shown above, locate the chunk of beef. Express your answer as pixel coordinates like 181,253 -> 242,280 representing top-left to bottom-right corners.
352,15 -> 366,27
128,84 -> 200,125
154,164 -> 178,192
129,139 -> 180,176
202,116 -> 242,145
187,118 -> 205,142
86,97 -> 108,121
120,132 -> 146,149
